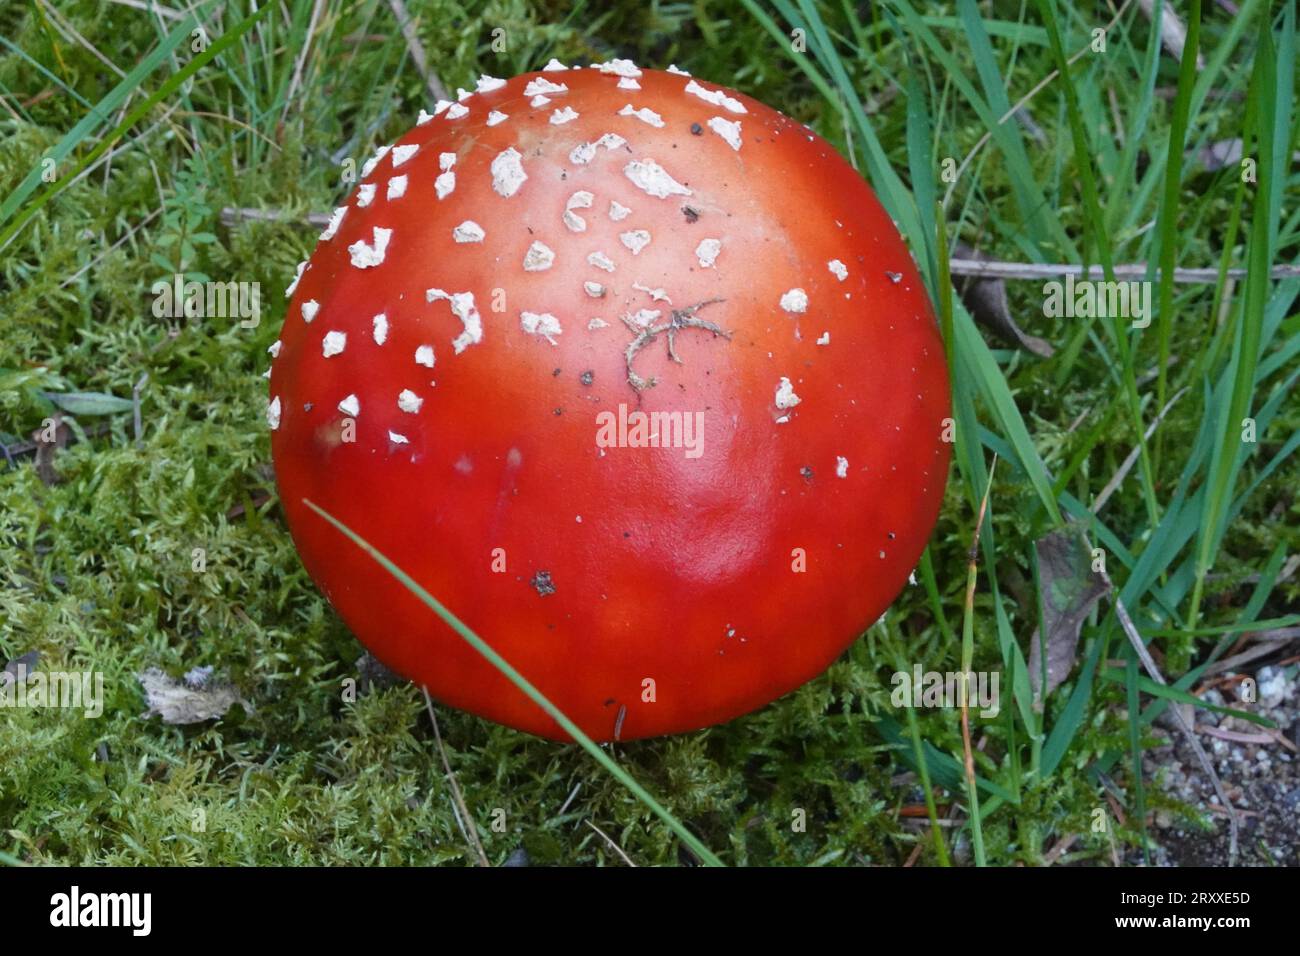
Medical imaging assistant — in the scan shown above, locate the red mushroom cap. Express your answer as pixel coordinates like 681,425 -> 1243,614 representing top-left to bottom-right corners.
268,62 -> 951,741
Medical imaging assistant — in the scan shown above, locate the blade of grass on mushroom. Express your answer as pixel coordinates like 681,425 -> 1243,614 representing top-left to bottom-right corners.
300,498 -> 724,868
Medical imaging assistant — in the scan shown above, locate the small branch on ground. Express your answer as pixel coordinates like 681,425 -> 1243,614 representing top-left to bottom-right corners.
1092,558 -> 1241,867
422,688 -> 489,867
387,0 -> 450,103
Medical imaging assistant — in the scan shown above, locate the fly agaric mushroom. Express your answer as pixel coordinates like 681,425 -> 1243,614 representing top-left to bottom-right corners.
268,62 -> 950,742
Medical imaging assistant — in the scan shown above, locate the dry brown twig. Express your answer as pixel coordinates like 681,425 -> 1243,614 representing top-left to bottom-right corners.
280,0 -> 326,126
1090,558 -> 1241,866
958,456 -> 997,858
1092,387 -> 1188,514
585,820 -> 636,866
388,0 -> 451,103
421,688 -> 489,867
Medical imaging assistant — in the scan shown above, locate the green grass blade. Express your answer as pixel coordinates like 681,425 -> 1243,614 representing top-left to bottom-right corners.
1125,651 -> 1148,864
1099,669 -> 1274,727
1187,15 -> 1279,631
1151,0 -> 1201,467
301,498 -> 724,867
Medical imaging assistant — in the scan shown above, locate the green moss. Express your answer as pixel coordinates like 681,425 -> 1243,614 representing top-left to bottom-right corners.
0,0 -> 1294,866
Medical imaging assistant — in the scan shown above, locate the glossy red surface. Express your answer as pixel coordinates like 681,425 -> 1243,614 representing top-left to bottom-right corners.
269,66 -> 950,740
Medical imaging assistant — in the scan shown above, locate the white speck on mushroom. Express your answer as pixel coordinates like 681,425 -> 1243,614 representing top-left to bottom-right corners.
627,308 -> 661,328
587,251 -> 616,272
320,206 -> 348,241
414,344 -> 436,368
836,456 -> 848,478
476,74 -> 506,93
456,87 -> 472,102
524,77 -> 568,97
588,318 -> 609,330
623,159 -> 692,198
780,288 -> 808,313
486,110 -> 508,126
632,281 -> 672,303
439,152 -> 457,171
620,229 -> 651,254
490,147 -> 527,197
523,240 -> 555,271
397,389 -> 423,413
348,226 -> 392,269
373,313 -> 388,344
435,171 -> 456,199
530,94 -> 552,107
609,200 -> 631,221
390,144 -> 419,167
775,376 -> 801,413
667,64 -> 691,76
695,237 -> 722,268
708,116 -> 742,150
388,431 -> 409,445
684,79 -> 747,114
618,77 -> 641,90
268,340 -> 282,358
563,190 -> 594,232
445,103 -> 469,120
417,109 -> 434,126
356,183 -> 377,207
828,259 -> 848,281
301,300 -> 320,323
550,106 -> 579,125
570,133 -> 626,165
427,289 -> 483,353
433,100 -> 453,115
453,220 -> 485,243
266,396 -> 281,429
360,144 -> 390,179
520,311 -> 563,345
284,260 -> 307,297
542,58 -> 568,71
816,331 -> 830,346
322,330 -> 347,357
386,175 -> 408,200
597,59 -> 642,78
584,281 -> 605,297
618,104 -> 665,127
338,394 -> 360,417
